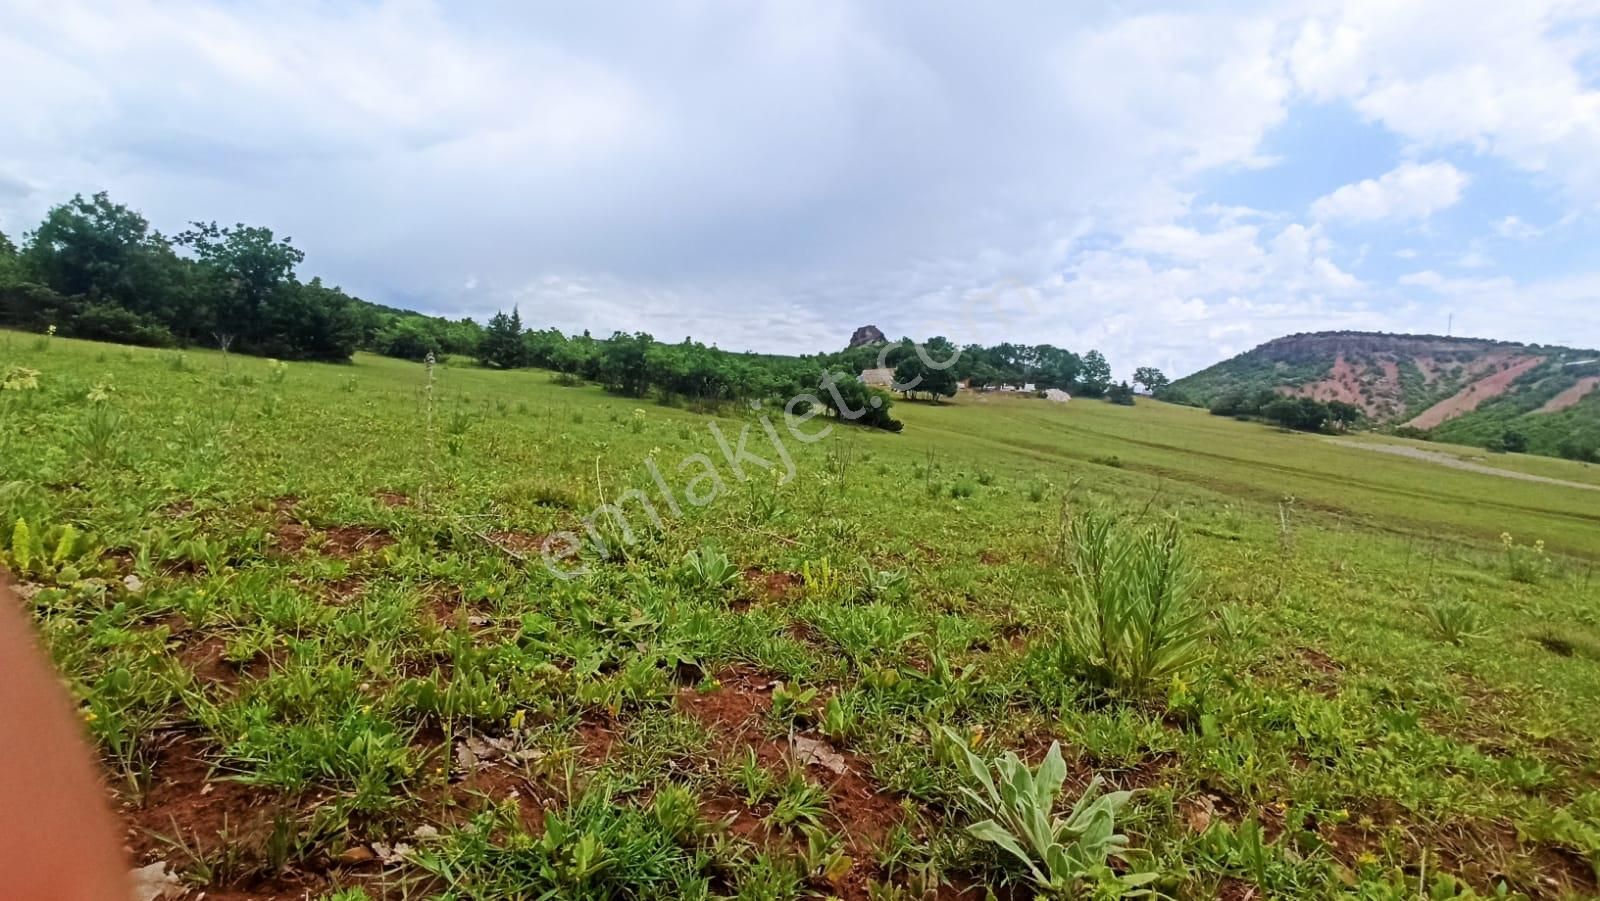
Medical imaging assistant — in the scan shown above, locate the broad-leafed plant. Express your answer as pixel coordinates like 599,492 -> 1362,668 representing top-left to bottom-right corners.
944,728 -> 1155,897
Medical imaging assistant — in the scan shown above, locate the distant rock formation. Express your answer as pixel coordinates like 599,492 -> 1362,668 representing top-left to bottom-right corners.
848,325 -> 887,347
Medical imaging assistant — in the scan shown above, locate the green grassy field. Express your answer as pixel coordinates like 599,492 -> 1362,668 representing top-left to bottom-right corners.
3,330 -> 1599,900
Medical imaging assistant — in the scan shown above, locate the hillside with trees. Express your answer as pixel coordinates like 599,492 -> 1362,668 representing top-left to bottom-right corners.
1,192 -> 1155,433
0,192 -> 480,362
1172,331 -> 1600,460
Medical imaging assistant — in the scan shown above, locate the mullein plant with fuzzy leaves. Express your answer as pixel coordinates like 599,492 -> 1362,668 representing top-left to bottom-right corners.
943,728 -> 1155,897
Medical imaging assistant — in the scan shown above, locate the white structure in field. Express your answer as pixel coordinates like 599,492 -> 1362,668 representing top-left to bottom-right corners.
859,367 -> 895,387
1043,388 -> 1071,403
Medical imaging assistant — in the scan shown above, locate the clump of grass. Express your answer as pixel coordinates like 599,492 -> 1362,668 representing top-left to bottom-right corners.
501,477 -> 580,510
77,402 -> 124,464
1424,598 -> 1486,645
414,786 -> 706,898
948,478 -> 977,499
976,468 -> 997,486
1052,505 -> 1206,700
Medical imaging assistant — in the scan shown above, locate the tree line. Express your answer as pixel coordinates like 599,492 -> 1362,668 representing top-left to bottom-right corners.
474,308 -> 905,430
1,192 -> 1167,432
1209,388 -> 1363,433
0,192 -> 481,362
827,337 -> 1169,403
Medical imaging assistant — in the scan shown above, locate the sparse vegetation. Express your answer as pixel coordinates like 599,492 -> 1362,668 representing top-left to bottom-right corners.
3,330 -> 1599,900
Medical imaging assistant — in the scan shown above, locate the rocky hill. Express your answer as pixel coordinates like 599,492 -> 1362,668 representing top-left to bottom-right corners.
848,324 -> 887,347
1171,331 -> 1600,460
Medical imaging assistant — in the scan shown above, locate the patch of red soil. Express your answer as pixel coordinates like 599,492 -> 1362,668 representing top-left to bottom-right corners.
787,619 -> 824,647
676,669 -> 906,899
321,526 -> 395,558
1537,376 -> 1600,414
1292,647 -> 1343,697
574,718 -> 618,763
1297,647 -> 1343,674
1284,354 -> 1396,417
177,636 -> 273,690
677,667 -> 776,732
113,736 -> 306,893
1406,355 -> 1545,429
273,523 -> 393,559
487,529 -> 557,556
743,567 -> 802,602
273,521 -> 312,555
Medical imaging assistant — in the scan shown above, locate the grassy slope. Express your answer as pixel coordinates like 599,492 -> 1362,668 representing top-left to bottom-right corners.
3,331 -> 1599,899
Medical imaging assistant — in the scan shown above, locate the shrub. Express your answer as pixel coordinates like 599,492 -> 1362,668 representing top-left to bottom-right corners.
70,304 -> 176,347
1053,507 -> 1206,699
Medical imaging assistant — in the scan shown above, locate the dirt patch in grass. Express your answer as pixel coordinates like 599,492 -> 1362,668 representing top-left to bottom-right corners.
676,669 -> 906,899
1297,647 -> 1343,674
486,529 -> 558,557
574,717 -> 618,763
272,521 -> 393,558
177,636 -> 275,691
376,490 -> 411,508
677,667 -> 776,734
111,734 -> 331,900
272,520 -> 313,555
321,526 -> 395,558
743,567 -> 802,602
787,619 -> 824,647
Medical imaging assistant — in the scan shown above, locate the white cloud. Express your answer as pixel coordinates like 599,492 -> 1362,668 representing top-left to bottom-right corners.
2,0 -> 1599,380
1310,160 -> 1468,222
1289,0 -> 1600,203
1494,214 -> 1543,240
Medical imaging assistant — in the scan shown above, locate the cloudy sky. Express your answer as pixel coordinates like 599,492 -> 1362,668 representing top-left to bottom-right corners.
4,0 -> 1600,377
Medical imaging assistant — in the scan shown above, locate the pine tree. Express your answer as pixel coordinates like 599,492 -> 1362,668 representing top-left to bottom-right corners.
478,307 -> 527,368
